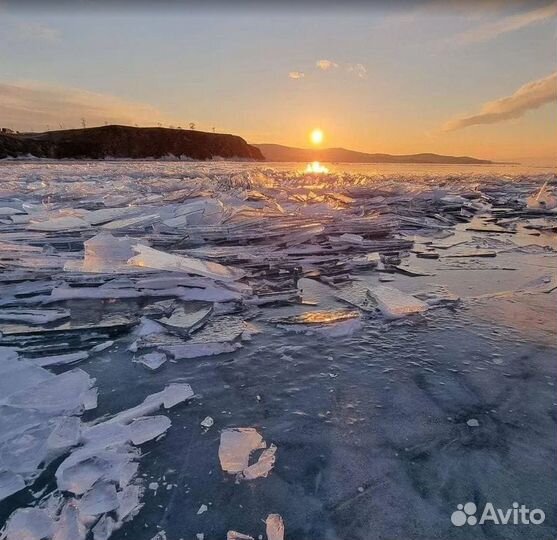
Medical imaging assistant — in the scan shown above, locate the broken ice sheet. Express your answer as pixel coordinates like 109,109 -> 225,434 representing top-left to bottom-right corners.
64,232 -> 139,273
271,309 -> 360,325
160,316 -> 245,359
158,303 -> 213,337
218,428 -> 277,480
3,507 -> 54,540
134,351 -> 168,371
266,514 -> 285,540
128,244 -> 245,281
27,216 -> 90,232
0,308 -> 70,325
367,285 -> 428,319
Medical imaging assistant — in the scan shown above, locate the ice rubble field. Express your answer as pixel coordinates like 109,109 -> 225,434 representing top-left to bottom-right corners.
0,161 -> 556,540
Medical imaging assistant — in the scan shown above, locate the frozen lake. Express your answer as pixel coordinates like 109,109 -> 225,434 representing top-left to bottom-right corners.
0,161 -> 555,540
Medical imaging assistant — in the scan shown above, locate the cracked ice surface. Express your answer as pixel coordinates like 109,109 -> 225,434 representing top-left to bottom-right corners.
0,161 -> 556,540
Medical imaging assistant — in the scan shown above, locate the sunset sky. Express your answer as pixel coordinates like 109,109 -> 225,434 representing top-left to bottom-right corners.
1,1 -> 556,163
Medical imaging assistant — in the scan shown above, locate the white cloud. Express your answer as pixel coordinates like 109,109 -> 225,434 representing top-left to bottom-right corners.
454,3 -> 557,44
316,59 -> 338,71
442,72 -> 557,131
288,71 -> 305,80
0,81 -> 174,131
16,22 -> 60,43
346,63 -> 367,80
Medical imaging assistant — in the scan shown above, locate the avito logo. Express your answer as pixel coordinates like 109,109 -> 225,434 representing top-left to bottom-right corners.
451,502 -> 545,527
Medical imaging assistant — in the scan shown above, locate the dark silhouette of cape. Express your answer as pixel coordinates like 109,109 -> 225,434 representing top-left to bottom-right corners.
0,125 -> 264,160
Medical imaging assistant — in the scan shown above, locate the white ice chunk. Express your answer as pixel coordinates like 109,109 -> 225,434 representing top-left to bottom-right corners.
33,351 -> 89,368
240,444 -> 277,480
527,181 -> 557,210
200,416 -> 214,429
82,233 -> 136,272
0,308 -> 70,325
135,352 -> 167,371
218,428 -> 275,478
106,383 -> 194,425
0,470 -> 26,500
128,244 -> 245,281
53,500 -> 86,540
92,515 -> 115,540
27,216 -> 90,232
266,514 -> 285,540
117,484 -> 144,522
47,416 -> 81,451
162,342 -> 241,360
367,285 -> 428,319
4,368 -> 94,415
79,482 -> 119,516
128,416 -> 171,445
219,428 -> 265,474
227,532 -> 254,540
84,207 -> 140,226
3,507 -> 54,540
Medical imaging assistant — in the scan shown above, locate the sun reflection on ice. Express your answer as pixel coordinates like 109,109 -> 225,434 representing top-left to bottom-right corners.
305,161 -> 329,174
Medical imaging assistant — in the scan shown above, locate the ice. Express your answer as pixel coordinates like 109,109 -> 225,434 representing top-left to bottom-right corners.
219,428 -> 276,480
527,181 -> 557,210
162,341 -> 241,360
0,308 -> 70,325
200,416 -> 214,429
79,481 -> 119,516
0,470 -> 26,500
265,514 -> 285,540
272,309 -> 360,325
3,507 -> 54,540
116,484 -> 143,521
53,500 -> 86,540
128,244 -> 245,281
68,232 -> 137,273
158,304 -> 213,337
92,515 -> 115,540
47,416 -> 81,451
106,383 -> 194,424
1,161 -> 555,539
128,416 -> 171,444
218,428 -> 265,475
134,351 -> 167,371
4,368 -> 95,415
367,285 -> 429,318
33,351 -> 89,368
227,532 -> 254,540
240,444 -> 277,480
27,216 -> 90,232
196,504 -> 208,515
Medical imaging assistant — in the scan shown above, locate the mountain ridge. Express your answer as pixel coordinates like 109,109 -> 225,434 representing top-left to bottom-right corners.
254,143 -> 493,164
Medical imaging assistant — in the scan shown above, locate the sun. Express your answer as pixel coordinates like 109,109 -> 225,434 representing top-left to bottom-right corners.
310,128 -> 324,145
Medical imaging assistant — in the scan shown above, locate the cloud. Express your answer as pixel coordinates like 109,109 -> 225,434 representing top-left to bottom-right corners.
454,3 -> 557,44
346,63 -> 367,79
288,71 -> 305,80
442,72 -> 557,131
0,81 -> 173,131
15,22 -> 60,42
316,59 -> 338,71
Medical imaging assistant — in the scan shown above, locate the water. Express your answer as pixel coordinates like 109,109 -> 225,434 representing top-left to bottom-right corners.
0,160 -> 555,539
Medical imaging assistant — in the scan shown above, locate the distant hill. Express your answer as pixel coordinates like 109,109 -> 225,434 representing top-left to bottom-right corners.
0,125 -> 264,161
254,143 -> 492,164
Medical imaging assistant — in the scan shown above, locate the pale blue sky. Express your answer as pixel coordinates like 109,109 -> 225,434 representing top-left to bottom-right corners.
1,2 -> 556,161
